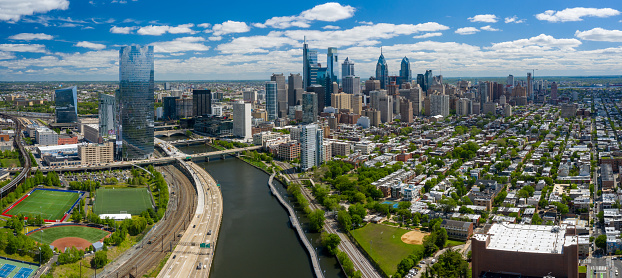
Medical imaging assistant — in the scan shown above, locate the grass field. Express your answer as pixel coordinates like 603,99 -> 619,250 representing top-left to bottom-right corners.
28,226 -> 109,245
350,223 -> 424,276
4,189 -> 80,220
0,258 -> 38,278
93,188 -> 152,215
0,158 -> 21,168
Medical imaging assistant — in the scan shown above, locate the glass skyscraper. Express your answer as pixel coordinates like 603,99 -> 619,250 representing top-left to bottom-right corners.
98,92 -> 115,138
375,50 -> 389,89
400,57 -> 411,85
341,57 -> 354,80
303,38 -> 319,89
265,81 -> 278,121
326,47 -> 338,107
55,86 -> 78,123
117,45 -> 154,160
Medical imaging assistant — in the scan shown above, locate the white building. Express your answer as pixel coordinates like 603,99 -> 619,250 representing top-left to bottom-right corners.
233,101 -> 252,140
300,124 -> 324,171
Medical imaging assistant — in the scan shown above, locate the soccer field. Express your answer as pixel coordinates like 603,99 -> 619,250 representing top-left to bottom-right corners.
93,188 -> 153,215
28,225 -> 109,245
4,189 -> 80,220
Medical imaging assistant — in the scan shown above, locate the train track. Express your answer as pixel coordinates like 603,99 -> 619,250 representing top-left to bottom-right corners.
102,165 -> 196,278
0,114 -> 31,195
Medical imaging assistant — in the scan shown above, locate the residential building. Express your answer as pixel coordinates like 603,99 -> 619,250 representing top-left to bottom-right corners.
271,73 -> 288,118
302,92 -> 318,124
561,103 -> 578,118
233,101 -> 252,140
278,142 -> 300,161
351,94 -> 362,115
266,81 -> 278,121
430,94 -> 450,117
342,75 -> 361,95
482,102 -> 496,115
379,95 -> 393,123
504,105 -> 512,117
400,99 -> 413,123
457,98 -> 471,116
78,142 -> 114,165
364,79 -> 381,94
55,86 -> 78,123
300,124 -> 324,170
331,93 -> 351,112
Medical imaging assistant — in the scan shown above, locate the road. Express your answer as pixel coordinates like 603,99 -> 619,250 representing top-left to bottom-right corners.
97,165 -> 196,278
157,161 -> 223,278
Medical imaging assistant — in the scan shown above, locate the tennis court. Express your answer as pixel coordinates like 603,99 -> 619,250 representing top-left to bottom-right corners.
93,188 -> 153,215
3,189 -> 81,221
13,268 -> 32,278
0,264 -> 15,278
0,258 -> 38,278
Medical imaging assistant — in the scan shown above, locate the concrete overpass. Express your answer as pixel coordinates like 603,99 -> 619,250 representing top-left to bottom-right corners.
155,129 -> 190,137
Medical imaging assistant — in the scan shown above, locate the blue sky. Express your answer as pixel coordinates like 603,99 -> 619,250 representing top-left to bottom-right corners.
1,0 -> 622,81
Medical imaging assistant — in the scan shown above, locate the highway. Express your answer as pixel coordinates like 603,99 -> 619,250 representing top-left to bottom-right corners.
158,160 -> 223,278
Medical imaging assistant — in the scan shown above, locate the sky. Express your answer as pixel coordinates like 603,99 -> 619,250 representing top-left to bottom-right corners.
1,0 -> 622,81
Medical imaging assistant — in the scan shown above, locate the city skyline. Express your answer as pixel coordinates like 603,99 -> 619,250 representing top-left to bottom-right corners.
1,1 -> 622,81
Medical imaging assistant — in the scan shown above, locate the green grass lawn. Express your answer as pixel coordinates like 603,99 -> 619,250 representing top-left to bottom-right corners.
0,158 -> 21,168
93,188 -> 152,215
5,189 -> 79,220
446,239 -> 465,248
28,226 -> 109,245
350,223 -> 424,276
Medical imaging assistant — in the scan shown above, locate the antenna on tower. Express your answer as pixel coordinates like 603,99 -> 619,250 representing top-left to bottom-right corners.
304,36 -> 306,44
381,46 -> 383,55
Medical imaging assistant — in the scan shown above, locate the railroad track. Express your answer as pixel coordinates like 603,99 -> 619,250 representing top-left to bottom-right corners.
103,165 -> 196,278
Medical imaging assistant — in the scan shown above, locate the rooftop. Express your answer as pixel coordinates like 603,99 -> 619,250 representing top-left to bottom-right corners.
475,222 -> 576,254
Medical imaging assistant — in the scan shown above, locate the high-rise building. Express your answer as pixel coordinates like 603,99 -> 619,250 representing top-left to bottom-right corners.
479,81 -> 488,106
288,73 -> 303,106
265,81 -> 278,121
331,93 -> 351,111
233,101 -> 251,139
162,96 -> 179,120
551,82 -> 558,102
527,72 -> 532,100
399,57 -> 411,85
351,94 -> 362,115
302,92 -> 318,124
341,57 -> 354,79
117,45 -> 154,160
504,104 -> 512,117
271,73 -> 287,118
307,85 -> 326,113
375,50 -> 389,89
55,86 -> 78,123
424,70 -> 433,93
342,76 -> 361,95
416,74 -> 425,92
410,85 -> 423,115
457,98 -> 472,116
98,93 -> 115,138
303,38 -> 318,88
482,102 -> 496,115
378,95 -> 393,123
193,89 -> 212,116
430,94 -> 450,117
300,124 -> 324,170
400,99 -> 413,123
364,78 -> 381,94
327,47 -> 338,85
507,74 -> 514,87
175,98 -> 193,118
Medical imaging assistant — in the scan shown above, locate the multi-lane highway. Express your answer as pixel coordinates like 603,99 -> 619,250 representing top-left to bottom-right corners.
158,161 -> 223,278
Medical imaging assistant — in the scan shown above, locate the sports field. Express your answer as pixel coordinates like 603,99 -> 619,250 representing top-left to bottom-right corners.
350,223 -> 424,276
27,225 -> 109,245
4,189 -> 80,220
0,258 -> 38,278
93,188 -> 153,215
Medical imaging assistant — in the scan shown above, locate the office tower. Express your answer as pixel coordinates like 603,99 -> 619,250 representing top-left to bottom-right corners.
288,73 -> 303,106
416,74 -> 425,92
164,82 -> 171,90
342,57 -> 354,79
117,45 -> 154,160
343,76 -> 361,95
507,75 -> 514,87
327,47 -> 338,85
551,82 -> 558,102
193,89 -> 212,116
55,86 -> 78,123
303,38 -> 318,88
375,50 -> 389,89
430,94 -> 450,117
483,102 -> 495,115
351,94 -> 362,115
233,101 -> 251,139
400,99 -> 413,123
243,90 -> 257,103
499,95 -> 507,105
271,73 -> 287,118
331,93 -> 351,111
300,123 -> 324,170
265,81 -> 278,121
378,95 -> 393,123
302,92 -> 318,123
98,93 -> 115,138
364,78 -> 381,94
410,85 -> 423,115
479,82 -> 488,106
369,90 -> 387,111
175,98 -> 193,118
363,110 -> 381,127
399,57 -> 411,85
457,98 -> 471,116
527,73 -> 532,100
307,85 -> 326,113
162,96 -> 178,120
424,70 -> 433,93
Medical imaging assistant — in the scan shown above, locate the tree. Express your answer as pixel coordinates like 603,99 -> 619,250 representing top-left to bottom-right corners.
435,228 -> 448,249
438,198 -> 457,213
39,244 -> 53,263
71,210 -> 81,223
308,210 -> 325,232
337,210 -> 352,232
321,233 -> 341,255
595,234 -> 607,250
91,251 -> 107,269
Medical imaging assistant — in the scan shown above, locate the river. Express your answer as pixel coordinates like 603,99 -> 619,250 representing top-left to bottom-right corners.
177,144 -> 345,278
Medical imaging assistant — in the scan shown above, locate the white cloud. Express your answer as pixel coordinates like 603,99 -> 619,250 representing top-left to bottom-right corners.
217,33 -> 299,54
504,16 -> 525,24
413,32 -> 442,39
536,7 -> 620,22
110,26 -> 137,34
468,14 -> 498,23
0,0 -> 69,22
212,21 -> 250,36
481,25 -> 500,32
151,37 -> 210,53
208,36 -> 222,41
575,28 -> 622,42
256,2 -> 355,29
455,27 -> 479,35
197,23 -> 211,28
8,33 -> 53,40
76,41 -> 106,50
137,25 -> 171,36
489,34 -> 581,52
168,23 -> 196,34
322,25 -> 340,30
0,44 -> 46,53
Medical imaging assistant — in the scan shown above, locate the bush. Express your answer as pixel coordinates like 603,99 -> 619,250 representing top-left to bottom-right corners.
91,251 -> 107,269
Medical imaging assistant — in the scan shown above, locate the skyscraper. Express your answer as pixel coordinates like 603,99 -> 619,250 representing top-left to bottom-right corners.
430,94 -> 450,117
399,57 -> 411,85
303,38 -> 318,88
342,57 -> 354,79
342,76 -> 361,95
551,82 -> 558,102
265,81 -> 278,121
302,92 -> 318,123
424,70 -> 433,93
507,74 -> 514,87
288,73 -> 303,106
233,101 -> 251,139
271,73 -> 287,118
375,49 -> 389,89
300,123 -> 324,171
527,72 -> 532,100
98,93 -> 115,138
55,86 -> 78,123
193,89 -> 212,116
326,47 -> 338,107
416,74 -> 425,92
117,45 -> 154,160
163,96 -> 178,120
